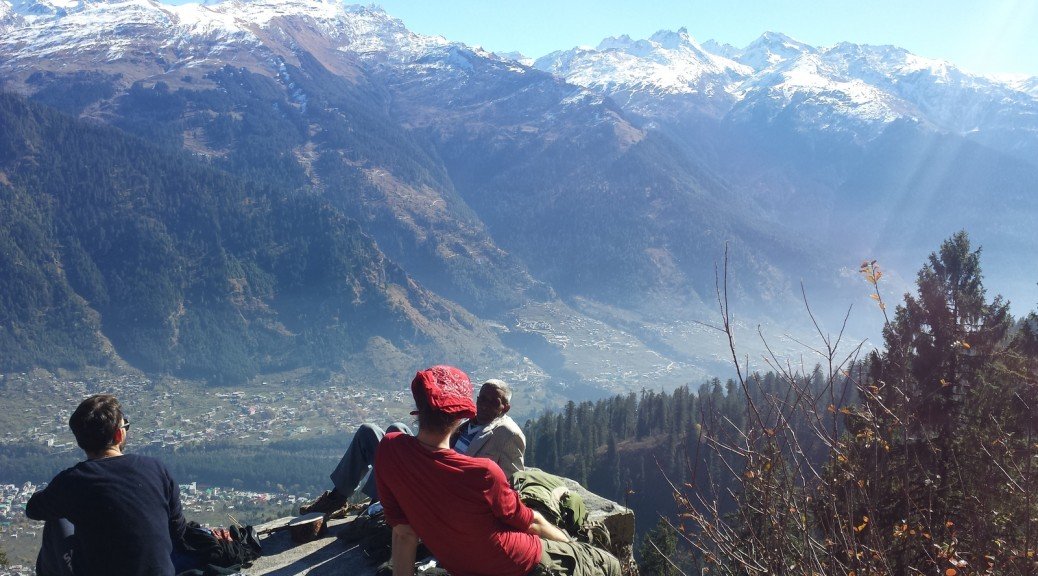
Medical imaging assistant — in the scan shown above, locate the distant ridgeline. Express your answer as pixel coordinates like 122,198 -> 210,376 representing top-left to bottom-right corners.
0,93 -> 495,384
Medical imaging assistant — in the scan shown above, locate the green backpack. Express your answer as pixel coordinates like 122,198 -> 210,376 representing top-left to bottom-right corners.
510,469 -> 588,535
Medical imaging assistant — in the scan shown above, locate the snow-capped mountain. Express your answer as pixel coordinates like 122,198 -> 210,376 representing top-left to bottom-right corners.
809,42 -> 1038,135
493,50 -> 533,67
4,0 -> 1034,151
528,23 -> 1038,311
538,27 -> 1038,156
1002,75 -> 1038,97
0,0 -> 20,29
731,31 -> 815,71
731,48 -> 906,138
534,27 -> 748,119
0,0 -> 460,86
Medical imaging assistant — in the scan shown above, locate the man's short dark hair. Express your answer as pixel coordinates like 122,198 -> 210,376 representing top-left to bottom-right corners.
414,390 -> 461,436
69,394 -> 123,453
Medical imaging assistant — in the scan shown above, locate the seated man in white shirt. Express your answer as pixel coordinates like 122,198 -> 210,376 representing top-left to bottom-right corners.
451,379 -> 526,478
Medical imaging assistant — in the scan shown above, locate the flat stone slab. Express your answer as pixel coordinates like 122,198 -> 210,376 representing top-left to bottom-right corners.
247,514 -> 377,576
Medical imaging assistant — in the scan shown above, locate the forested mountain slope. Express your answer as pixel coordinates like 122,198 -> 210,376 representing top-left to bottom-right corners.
0,93 -> 514,383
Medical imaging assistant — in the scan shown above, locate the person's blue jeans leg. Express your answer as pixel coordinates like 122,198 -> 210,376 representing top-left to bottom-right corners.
36,518 -> 76,576
356,422 -> 412,500
329,422 -> 415,501
326,422 -> 394,498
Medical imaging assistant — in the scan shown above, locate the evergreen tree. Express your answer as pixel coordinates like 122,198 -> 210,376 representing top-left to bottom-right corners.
638,518 -> 678,576
842,232 -> 1026,573
876,231 -> 1011,435
605,433 -> 621,497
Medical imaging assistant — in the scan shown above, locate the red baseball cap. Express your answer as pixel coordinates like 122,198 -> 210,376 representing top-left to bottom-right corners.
410,365 -> 476,419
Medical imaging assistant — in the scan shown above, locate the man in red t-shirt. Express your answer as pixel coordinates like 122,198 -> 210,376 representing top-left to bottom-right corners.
375,365 -> 620,576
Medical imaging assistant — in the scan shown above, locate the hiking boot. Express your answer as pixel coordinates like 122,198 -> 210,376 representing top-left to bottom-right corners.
299,489 -> 349,515
327,499 -> 370,520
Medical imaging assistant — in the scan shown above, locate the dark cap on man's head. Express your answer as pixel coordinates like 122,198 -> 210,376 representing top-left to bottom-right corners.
410,365 -> 476,419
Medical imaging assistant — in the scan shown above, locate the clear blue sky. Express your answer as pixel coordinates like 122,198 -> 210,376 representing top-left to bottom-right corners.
368,0 -> 1038,77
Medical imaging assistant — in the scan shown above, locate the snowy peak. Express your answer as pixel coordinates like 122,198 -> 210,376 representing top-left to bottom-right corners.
9,0 -> 75,17
495,50 -> 533,67
647,26 -> 693,50
0,0 -> 456,78
535,27 -> 748,105
728,35 -> 1038,138
2,0 -> 1036,146
734,51 -> 906,133
535,23 -> 1038,142
737,31 -> 814,70
593,26 -> 744,72
700,39 -> 740,61
1008,76 -> 1038,97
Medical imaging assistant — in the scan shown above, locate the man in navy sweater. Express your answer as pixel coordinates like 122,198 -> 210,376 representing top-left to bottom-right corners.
26,394 -> 187,576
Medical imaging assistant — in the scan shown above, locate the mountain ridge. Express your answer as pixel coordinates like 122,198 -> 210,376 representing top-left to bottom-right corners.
1,0 -> 1035,394
534,25 -> 1038,144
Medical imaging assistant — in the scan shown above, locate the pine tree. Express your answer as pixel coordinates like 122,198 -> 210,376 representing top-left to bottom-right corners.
846,232 -> 1023,573
882,231 -> 1011,434
605,433 -> 621,498
638,518 -> 678,576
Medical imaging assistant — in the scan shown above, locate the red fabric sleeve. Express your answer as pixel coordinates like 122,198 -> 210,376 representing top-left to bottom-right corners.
483,463 -> 533,531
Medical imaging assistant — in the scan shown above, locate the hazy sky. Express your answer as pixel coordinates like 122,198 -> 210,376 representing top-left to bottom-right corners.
367,0 -> 1038,77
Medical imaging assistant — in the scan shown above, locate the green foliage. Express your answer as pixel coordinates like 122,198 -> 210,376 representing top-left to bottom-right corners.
638,518 -> 678,576
523,373 -> 836,541
0,181 -> 105,369
140,440 -> 337,495
874,230 -> 1011,434
26,70 -> 118,116
0,444 -> 81,485
840,231 -> 1034,574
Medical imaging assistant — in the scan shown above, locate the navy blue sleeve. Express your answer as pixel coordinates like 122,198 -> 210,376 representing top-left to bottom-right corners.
165,467 -> 188,549
25,471 -> 72,522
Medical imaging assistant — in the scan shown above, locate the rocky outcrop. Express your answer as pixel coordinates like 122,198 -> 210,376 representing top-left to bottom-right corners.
248,478 -> 637,575
561,475 -> 637,574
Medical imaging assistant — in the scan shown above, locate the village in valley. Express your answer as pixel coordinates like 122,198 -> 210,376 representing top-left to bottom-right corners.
1,371 -> 414,450
0,369 -> 418,572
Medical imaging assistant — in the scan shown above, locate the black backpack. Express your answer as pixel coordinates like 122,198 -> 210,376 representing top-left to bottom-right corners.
360,510 -> 393,565
339,507 -> 430,567
177,522 -> 263,576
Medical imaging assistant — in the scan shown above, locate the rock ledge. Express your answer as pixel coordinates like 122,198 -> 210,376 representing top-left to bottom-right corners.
247,474 -> 636,575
